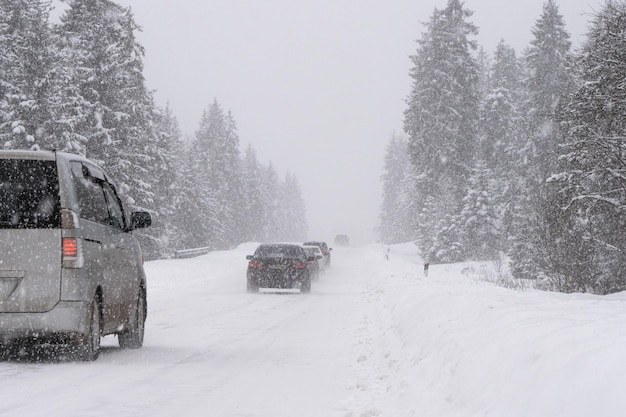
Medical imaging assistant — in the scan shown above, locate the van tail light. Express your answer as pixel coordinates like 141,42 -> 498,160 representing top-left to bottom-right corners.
63,238 -> 78,256
62,237 -> 84,268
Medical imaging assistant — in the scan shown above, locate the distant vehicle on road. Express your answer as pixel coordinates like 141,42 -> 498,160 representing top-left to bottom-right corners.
303,245 -> 325,278
246,243 -> 313,293
303,241 -> 332,268
335,234 -> 350,246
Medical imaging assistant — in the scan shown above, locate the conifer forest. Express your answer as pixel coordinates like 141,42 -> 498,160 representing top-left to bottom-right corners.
3,0 -> 626,294
0,0 -> 308,260
381,0 -> 626,294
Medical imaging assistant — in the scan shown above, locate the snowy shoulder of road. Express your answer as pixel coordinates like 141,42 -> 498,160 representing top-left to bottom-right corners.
1,242 -> 625,417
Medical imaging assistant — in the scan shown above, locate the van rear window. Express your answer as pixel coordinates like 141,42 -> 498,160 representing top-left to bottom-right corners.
0,159 -> 61,229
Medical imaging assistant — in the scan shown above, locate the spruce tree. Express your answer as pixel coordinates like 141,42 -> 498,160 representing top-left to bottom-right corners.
56,0 -> 161,218
479,41 -> 523,173
240,144 -> 266,242
471,41 -> 524,257
460,160 -> 500,260
223,110 -> 245,247
145,103 -> 182,257
551,0 -> 626,293
172,140 -> 215,250
379,132 -> 414,244
261,162 -> 280,242
509,0 -> 573,280
193,100 -> 227,249
193,99 -> 244,249
0,0 -> 58,150
279,172 -> 308,242
522,0 -> 572,181
404,0 -> 480,262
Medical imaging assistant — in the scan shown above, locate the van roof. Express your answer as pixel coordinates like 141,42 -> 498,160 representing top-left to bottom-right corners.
0,150 -> 90,164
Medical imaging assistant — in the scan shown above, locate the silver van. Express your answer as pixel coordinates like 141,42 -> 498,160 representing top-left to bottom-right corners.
0,150 -> 151,360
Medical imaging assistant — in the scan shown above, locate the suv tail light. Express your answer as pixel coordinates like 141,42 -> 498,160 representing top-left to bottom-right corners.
62,237 -> 84,268
249,260 -> 263,269
292,261 -> 306,269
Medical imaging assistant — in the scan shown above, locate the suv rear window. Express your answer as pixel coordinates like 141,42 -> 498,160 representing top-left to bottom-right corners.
255,245 -> 303,258
0,159 -> 61,229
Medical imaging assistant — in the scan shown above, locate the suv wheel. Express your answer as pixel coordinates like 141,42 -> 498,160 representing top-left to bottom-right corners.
119,289 -> 146,349
247,279 -> 259,293
301,274 -> 311,293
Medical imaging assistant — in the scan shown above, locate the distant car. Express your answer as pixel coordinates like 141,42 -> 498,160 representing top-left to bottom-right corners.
246,243 -> 313,293
335,234 -> 349,246
303,245 -> 325,278
303,241 -> 332,267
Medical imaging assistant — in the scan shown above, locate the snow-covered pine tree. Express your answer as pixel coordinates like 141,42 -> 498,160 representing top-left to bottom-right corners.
508,0 -> 573,280
278,172 -> 308,242
172,139 -> 215,250
240,144 -> 266,242
475,46 -> 492,100
522,0 -> 573,182
550,0 -> 626,294
379,132 -> 415,244
471,41 -> 524,257
193,99 -> 244,250
479,41 -> 523,174
145,103 -> 183,257
260,162 -> 280,242
224,110 -> 245,247
193,100 -> 228,249
418,194 -> 465,263
56,0 -> 125,158
404,0 -> 480,263
0,0 -> 58,150
460,160 -> 500,260
56,0 -> 165,258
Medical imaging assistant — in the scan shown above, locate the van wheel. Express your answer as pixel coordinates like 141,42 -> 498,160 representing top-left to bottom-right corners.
119,289 -> 146,349
78,297 -> 101,361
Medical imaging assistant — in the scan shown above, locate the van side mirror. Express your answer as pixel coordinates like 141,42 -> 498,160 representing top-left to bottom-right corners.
130,211 -> 151,230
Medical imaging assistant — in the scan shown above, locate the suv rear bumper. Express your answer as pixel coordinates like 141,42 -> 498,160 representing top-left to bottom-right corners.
247,270 -> 307,289
0,301 -> 91,344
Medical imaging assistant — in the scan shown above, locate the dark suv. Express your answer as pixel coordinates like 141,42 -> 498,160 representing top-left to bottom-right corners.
246,243 -> 313,293
303,241 -> 332,267
0,150 -> 151,360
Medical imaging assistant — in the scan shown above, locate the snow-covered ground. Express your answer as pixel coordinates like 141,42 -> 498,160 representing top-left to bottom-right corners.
1,242 -> 625,417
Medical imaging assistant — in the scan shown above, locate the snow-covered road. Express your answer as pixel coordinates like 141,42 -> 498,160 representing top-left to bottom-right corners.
2,242 -> 626,417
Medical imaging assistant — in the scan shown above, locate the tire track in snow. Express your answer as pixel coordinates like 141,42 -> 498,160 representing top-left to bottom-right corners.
334,247 -> 411,417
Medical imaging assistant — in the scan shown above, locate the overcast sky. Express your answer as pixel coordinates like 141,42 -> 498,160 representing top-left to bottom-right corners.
54,0 -> 600,244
